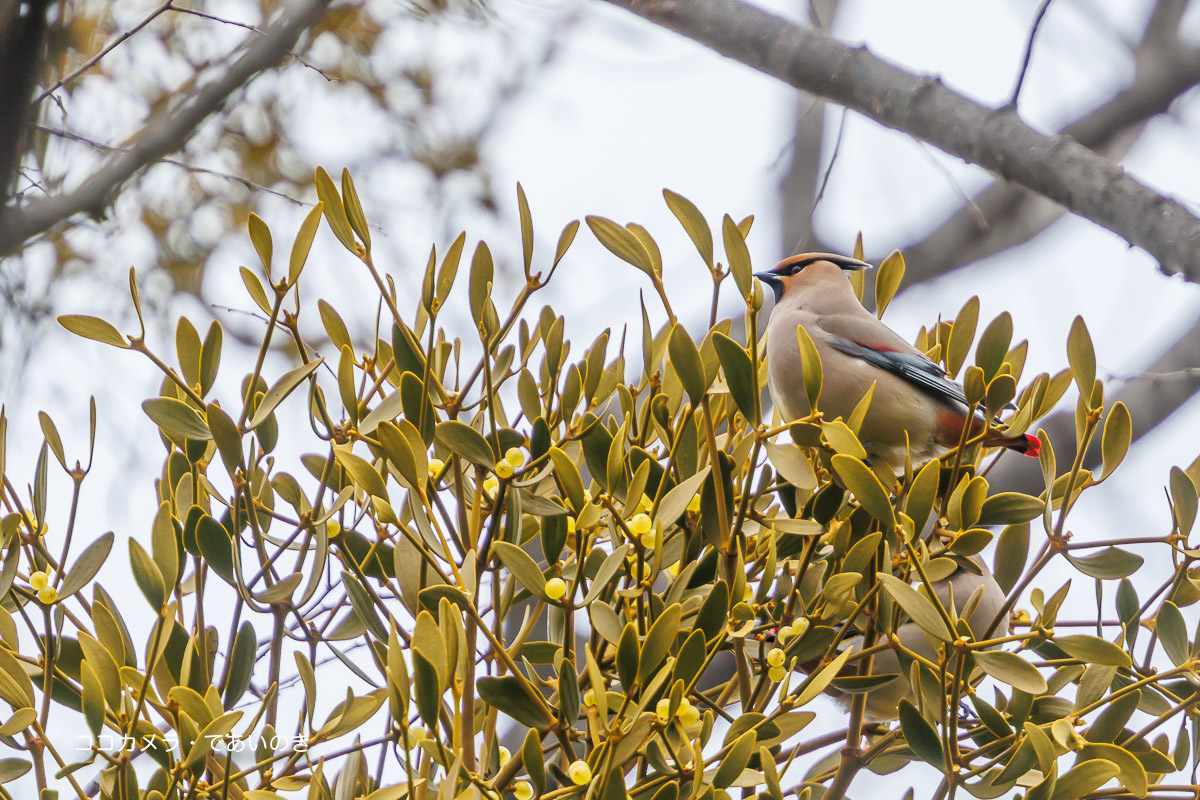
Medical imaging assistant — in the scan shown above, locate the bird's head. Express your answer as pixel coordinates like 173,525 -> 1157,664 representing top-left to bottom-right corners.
754,253 -> 872,303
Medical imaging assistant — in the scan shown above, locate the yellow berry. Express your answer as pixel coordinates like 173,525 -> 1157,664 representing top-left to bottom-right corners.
776,625 -> 794,643
679,702 -> 700,726
498,746 -> 511,765
514,781 -> 533,800
327,520 -> 342,538
408,727 -> 427,744
505,447 -> 525,467
483,476 -> 499,495
567,760 -> 592,785
629,513 -> 651,536
37,587 -> 57,604
428,458 -> 445,480
686,495 -> 701,514
637,495 -> 653,513
544,578 -> 566,600
640,527 -> 659,549
29,571 -> 48,591
766,648 -> 785,668
656,698 -> 672,722
743,584 -> 754,602
768,666 -> 786,682
495,460 -> 514,479
583,688 -> 596,707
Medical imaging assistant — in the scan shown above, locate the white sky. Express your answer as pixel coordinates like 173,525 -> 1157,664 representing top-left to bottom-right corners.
8,0 -> 1200,793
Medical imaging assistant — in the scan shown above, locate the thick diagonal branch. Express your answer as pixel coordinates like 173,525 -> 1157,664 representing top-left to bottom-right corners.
600,0 -> 1200,284
0,0 -> 333,257
898,7 -> 1200,286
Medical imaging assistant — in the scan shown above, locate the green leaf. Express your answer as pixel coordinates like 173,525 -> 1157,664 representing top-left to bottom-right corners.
59,531 -> 114,598
946,296 -> 980,379
1067,316 -> 1097,404
711,332 -> 756,421
184,711 -> 243,768
548,446 -> 585,512
333,449 -> 388,503
412,650 -> 441,729
247,212 -> 272,272
1158,601 -> 1189,667
668,324 -> 707,406
663,189 -> 713,269
898,699 -> 943,767
721,214 -> 752,299
199,321 -> 222,396
1054,635 -> 1130,667
554,220 -> 579,268
249,358 -> 323,429
523,728 -> 546,794
58,315 -> 128,348
713,730 -> 757,789
977,492 -> 1044,527
821,419 -> 866,459
638,604 -> 681,684
435,420 -> 496,469
1064,547 -> 1142,580
586,215 -> 655,276
80,661 -> 104,741
142,397 -> 211,441
876,573 -> 952,642
517,182 -> 534,273
905,459 -> 940,532
975,312 -> 1013,382
0,758 -> 31,783
874,249 -> 905,319
994,523 -> 1030,594
972,649 -> 1047,694
478,676 -> 552,730
289,201 -> 324,285
795,323 -> 823,412
832,454 -> 894,528
1171,466 -> 1197,537
239,266 -> 272,315
315,166 -> 357,252
655,467 -> 711,528
341,168 -> 371,250
794,649 -> 852,707
494,541 -> 547,598
1051,759 -> 1119,800
1100,401 -> 1131,480
617,623 -> 640,692
764,441 -> 816,491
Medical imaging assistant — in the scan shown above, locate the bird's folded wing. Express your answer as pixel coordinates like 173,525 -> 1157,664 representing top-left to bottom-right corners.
826,334 -> 970,411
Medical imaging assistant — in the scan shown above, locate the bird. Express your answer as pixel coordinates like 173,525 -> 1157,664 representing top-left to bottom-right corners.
755,253 -> 1023,721
754,253 -> 1039,470
830,554 -> 1011,722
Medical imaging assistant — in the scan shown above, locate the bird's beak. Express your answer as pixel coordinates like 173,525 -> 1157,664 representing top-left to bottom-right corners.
753,271 -> 784,303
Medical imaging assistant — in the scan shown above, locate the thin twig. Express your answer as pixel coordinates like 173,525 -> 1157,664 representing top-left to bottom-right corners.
1008,0 -> 1055,109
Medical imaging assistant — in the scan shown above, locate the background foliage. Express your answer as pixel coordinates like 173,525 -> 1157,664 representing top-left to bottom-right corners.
2,175 -> 1199,799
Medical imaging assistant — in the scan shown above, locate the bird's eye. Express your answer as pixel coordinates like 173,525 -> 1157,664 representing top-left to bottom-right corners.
789,264 -> 803,275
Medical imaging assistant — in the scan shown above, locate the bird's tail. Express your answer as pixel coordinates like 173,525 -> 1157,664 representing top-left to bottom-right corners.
983,432 -> 1041,458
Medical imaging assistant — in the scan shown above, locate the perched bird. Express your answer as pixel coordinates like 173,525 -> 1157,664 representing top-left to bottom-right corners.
824,554 -> 1011,722
755,253 -> 1039,469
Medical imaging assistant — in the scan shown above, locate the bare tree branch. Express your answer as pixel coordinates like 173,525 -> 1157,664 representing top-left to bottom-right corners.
0,0 -> 333,258
896,0 -> 1199,288
991,311 -> 1200,496
600,0 -> 1200,284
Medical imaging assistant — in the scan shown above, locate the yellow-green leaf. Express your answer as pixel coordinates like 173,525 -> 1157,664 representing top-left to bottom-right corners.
58,315 -> 128,349
874,249 -> 905,319
832,454 -> 894,528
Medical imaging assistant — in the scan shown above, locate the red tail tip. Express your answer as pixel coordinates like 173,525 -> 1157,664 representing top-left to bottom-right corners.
1023,433 -> 1041,458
